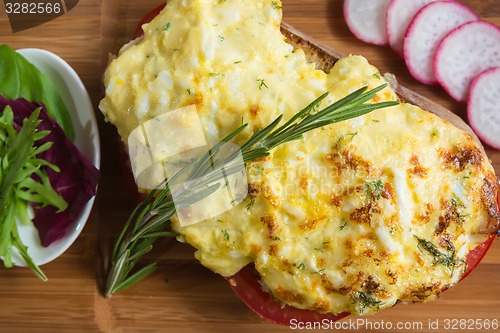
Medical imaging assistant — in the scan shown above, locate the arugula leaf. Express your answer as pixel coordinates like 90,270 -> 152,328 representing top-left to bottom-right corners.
0,44 -> 75,140
0,106 -> 66,281
0,96 -> 99,247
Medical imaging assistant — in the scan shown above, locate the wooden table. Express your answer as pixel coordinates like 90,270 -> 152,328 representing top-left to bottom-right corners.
1,1 -> 499,332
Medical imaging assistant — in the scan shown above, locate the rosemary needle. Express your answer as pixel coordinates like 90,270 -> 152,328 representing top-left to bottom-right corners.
104,84 -> 398,297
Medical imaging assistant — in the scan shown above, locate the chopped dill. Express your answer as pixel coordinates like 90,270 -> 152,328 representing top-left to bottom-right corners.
415,236 -> 463,273
257,79 -> 268,90
356,291 -> 382,311
222,230 -> 230,241
334,132 -> 358,148
272,1 -> 282,9
339,220 -> 348,231
365,179 -> 384,200
451,195 -> 465,208
245,197 -> 255,210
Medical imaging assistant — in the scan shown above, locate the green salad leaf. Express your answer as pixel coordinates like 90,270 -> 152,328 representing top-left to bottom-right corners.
0,44 -> 75,140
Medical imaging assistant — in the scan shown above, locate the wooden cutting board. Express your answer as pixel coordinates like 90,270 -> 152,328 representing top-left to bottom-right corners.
1,1 -> 499,332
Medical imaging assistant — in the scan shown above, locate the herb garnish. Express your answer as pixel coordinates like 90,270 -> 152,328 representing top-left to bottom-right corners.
334,132 -> 357,148
451,195 -> 464,208
339,220 -> 348,231
314,241 -> 330,252
356,291 -> 382,311
451,195 -> 468,223
104,85 -> 398,296
272,1 -> 282,10
313,268 -> 326,275
415,236 -> 463,272
245,197 -> 255,210
365,180 -> 384,200
257,79 -> 268,90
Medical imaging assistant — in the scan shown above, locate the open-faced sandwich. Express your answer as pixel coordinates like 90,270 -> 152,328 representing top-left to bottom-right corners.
99,0 -> 500,324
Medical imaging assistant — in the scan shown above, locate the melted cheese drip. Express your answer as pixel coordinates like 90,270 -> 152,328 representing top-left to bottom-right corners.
99,0 -> 497,316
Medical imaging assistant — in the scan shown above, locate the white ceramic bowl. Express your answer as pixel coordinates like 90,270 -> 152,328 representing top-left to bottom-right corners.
11,48 -> 100,266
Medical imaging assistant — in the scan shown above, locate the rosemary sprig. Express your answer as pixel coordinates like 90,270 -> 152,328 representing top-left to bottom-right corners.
104,84 -> 398,297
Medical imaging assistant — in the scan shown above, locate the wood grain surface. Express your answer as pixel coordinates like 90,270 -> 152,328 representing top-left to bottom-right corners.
1,1 -> 500,332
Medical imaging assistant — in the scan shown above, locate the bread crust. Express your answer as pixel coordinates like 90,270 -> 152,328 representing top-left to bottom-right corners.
280,21 -> 482,145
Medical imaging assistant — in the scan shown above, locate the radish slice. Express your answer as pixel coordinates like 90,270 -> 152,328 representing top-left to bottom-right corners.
403,0 -> 478,85
434,21 -> 500,102
467,67 -> 500,150
344,0 -> 391,45
386,0 -> 437,57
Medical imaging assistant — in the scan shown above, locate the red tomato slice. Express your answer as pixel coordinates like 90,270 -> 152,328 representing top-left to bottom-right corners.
462,234 -> 495,279
461,187 -> 500,279
133,4 -> 498,325
225,232 -> 495,326
226,264 -> 349,325
133,3 -> 167,39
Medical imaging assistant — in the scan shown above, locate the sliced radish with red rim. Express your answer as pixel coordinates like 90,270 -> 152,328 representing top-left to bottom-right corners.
403,0 -> 478,85
344,0 -> 391,45
386,0 -> 437,57
467,67 -> 500,150
434,20 -> 500,102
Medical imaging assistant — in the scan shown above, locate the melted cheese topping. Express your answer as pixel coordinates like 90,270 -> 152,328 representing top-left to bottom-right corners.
99,0 -> 498,316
